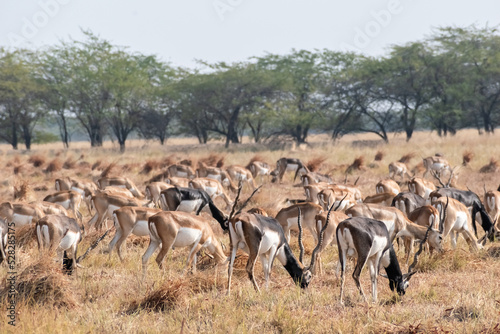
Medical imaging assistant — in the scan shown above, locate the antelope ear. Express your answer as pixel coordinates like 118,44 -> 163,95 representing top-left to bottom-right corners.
403,271 -> 417,280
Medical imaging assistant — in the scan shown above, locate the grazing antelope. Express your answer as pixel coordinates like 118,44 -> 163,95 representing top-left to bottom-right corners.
87,193 -> 142,231
32,201 -> 69,216
145,182 -> 173,207
98,186 -> 135,199
484,190 -> 500,231
166,163 -> 196,179
422,155 -> 451,178
408,177 -> 436,200
275,202 -> 324,243
189,178 -> 233,211
226,165 -> 258,190
246,160 -> 271,184
165,177 -> 191,188
55,177 -> 97,212
432,197 -> 482,251
301,172 -> 333,186
107,206 -> 162,260
337,217 -> 423,304
0,202 -> 44,227
271,157 -> 308,183
375,179 -> 400,196
391,192 -> 426,217
196,163 -> 229,184
36,214 -> 82,275
317,188 -> 356,211
332,183 -> 363,202
304,182 -> 331,205
0,218 -> 7,265
388,162 -> 411,180
97,176 -> 143,198
363,193 -> 395,206
247,207 -> 268,216
142,211 -> 227,275
43,190 -> 83,222
408,205 -> 440,229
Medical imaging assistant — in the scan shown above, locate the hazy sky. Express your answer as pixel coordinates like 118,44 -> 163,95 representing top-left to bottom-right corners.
1,0 -> 499,68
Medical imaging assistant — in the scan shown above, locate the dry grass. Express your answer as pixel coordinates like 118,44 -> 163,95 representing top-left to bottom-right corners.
306,157 -> 326,172
1,129 -> 500,332
463,150 -> 474,166
100,161 -> 118,177
63,157 -> 77,169
13,180 -> 31,201
345,155 -> 366,174
44,158 -> 62,174
28,154 -> 46,168
374,150 -> 385,161
399,152 -> 416,164
140,160 -> 161,174
479,157 -> 500,173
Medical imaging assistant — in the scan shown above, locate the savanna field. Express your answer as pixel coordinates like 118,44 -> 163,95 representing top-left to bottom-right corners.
1,129 -> 500,334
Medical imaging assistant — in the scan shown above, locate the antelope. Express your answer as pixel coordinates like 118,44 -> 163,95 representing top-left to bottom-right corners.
391,192 -> 426,217
87,193 -> 142,231
430,187 -> 495,240
195,162 -> 228,183
145,182 -> 173,207
271,157 -> 308,183
246,160 -> 271,184
301,172 -> 333,186
375,179 -> 400,196
142,211 -> 227,275
0,202 -> 44,227
408,205 -> 440,229
423,155 -> 451,178
98,186 -> 135,199
168,164 -> 196,179
0,218 -> 7,265
97,176 -> 143,198
363,193 -> 395,206
304,182 -> 331,205
165,177 -> 191,188
226,165 -> 257,190
388,161 -> 412,180
337,217 -> 425,304
332,183 -> 363,202
189,178 -> 233,211
36,214 -> 82,275
317,188 -> 356,211
408,177 -> 436,200
55,177 -> 97,212
43,190 -> 83,222
107,206 -> 162,260
484,190 -> 500,231
275,202 -> 324,243
32,201 -> 69,216
432,197 -> 482,251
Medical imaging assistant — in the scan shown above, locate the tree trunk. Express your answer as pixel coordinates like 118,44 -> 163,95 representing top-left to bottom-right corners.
11,121 -> 18,150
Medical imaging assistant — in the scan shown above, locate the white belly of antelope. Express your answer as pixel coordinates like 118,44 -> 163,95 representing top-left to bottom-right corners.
132,220 -> 150,237
204,186 -> 217,197
173,227 -> 202,248
177,200 -> 203,213
59,231 -> 80,250
13,214 -> 34,227
286,164 -> 298,172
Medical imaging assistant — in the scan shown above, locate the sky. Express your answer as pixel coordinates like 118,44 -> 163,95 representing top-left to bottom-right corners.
1,0 -> 499,69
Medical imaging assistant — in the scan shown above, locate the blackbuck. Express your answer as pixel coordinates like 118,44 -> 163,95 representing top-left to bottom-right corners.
195,162 -> 232,188
98,186 -> 135,199
317,188 -> 356,211
43,190 -> 83,222
226,165 -> 258,190
337,217 -> 427,304
32,201 -> 69,217
375,179 -> 400,196
87,193 -> 142,231
304,182 -> 331,205
388,162 -> 412,180
142,211 -> 227,276
408,177 -> 436,200
189,178 -> 233,211
432,197 -> 483,251
107,206 -> 162,260
301,172 -> 333,186
430,187 -> 495,241
346,203 -> 443,261
165,177 -> 191,188
160,187 -> 226,217
422,155 -> 452,178
167,164 -> 196,179
275,202 -> 324,243
36,214 -> 82,275
97,176 -> 144,198
484,190 -> 500,231
0,218 -> 7,265
0,202 -> 44,227
271,157 -> 308,183
145,182 -> 173,207
363,193 -> 395,206
246,160 -> 271,184
391,192 -> 426,217
55,177 -> 97,212
408,205 -> 440,229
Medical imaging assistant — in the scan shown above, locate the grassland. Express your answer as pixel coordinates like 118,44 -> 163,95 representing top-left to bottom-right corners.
1,129 -> 500,333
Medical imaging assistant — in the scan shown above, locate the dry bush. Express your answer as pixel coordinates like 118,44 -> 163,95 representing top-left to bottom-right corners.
15,224 -> 37,248
398,152 -> 415,164
479,158 -> 500,173
33,185 -> 49,192
13,165 -> 23,175
487,246 -> 500,258
306,157 -> 326,172
91,160 -> 102,170
78,161 -> 91,169
199,153 -> 225,167
6,155 -> 21,167
0,257 -> 78,308
247,154 -> 266,164
45,158 -> 62,174
162,154 -> 176,167
128,235 -> 149,248
148,170 -> 170,183
101,162 -> 117,177
345,156 -> 365,174
13,180 -> 30,201
374,150 -> 385,161
28,154 -> 46,168
140,160 -> 161,175
121,163 -> 139,172
462,150 -> 474,166
63,157 -> 77,169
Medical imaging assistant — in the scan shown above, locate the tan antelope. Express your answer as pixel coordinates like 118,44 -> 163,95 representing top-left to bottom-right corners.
271,157 -> 308,183
97,186 -> 135,199
142,211 -> 227,275
423,155 -> 451,178
304,182 -> 331,205
87,193 -> 142,231
0,202 -> 44,227
246,160 -> 271,184
484,190 -> 500,231
32,201 -> 69,216
195,162 -> 228,183
301,172 -> 333,186
363,193 -> 395,206
55,177 -> 97,212
275,202 -> 324,243
107,206 -> 162,260
408,177 -> 436,200
317,188 -> 356,211
167,164 -> 196,179
375,179 -> 400,196
337,217 -> 427,305
43,190 -> 83,222
145,182 -> 173,207
432,197 -> 483,251
226,165 -> 257,190
36,214 -> 82,275
165,177 -> 191,188
408,205 -> 440,229
97,176 -> 143,198
189,177 -> 233,211
388,161 -> 412,180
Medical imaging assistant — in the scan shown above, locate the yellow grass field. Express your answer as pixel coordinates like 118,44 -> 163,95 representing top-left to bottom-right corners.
1,129 -> 500,333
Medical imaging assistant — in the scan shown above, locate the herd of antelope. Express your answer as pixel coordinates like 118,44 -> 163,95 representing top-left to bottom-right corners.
1,153 -> 499,305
